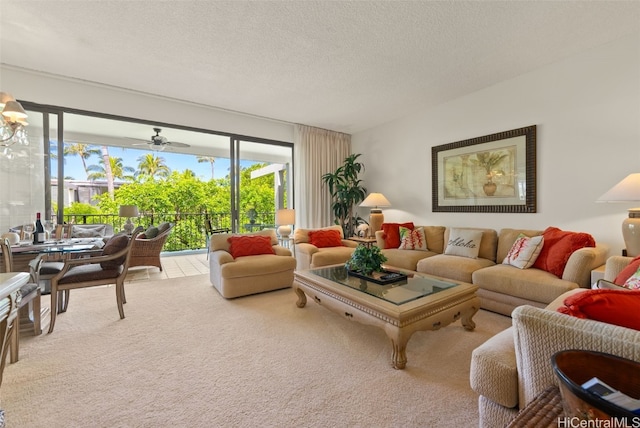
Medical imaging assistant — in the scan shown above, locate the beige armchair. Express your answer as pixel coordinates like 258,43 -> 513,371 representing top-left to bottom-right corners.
293,225 -> 358,271
470,255 -> 638,427
209,229 -> 296,298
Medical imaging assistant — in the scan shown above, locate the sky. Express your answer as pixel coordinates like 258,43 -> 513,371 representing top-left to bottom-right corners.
52,146 -> 234,182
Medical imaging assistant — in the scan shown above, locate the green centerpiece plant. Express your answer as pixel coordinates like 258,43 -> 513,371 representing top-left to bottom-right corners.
345,245 -> 387,276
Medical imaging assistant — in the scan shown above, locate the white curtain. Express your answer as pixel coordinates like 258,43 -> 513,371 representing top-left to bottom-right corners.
294,124 -> 351,229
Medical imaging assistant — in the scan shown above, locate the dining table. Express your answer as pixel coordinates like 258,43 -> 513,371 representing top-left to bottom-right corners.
0,238 -> 106,273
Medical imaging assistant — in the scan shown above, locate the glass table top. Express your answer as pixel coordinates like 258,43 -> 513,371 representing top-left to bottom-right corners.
309,265 -> 459,305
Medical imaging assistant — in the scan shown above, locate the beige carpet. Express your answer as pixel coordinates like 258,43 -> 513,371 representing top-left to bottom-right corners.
1,275 -> 512,427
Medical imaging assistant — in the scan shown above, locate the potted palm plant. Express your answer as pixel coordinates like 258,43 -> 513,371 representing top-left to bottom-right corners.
470,151 -> 508,196
321,153 -> 367,237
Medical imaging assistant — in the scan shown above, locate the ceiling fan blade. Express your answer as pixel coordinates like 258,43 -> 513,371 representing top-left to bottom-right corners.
166,141 -> 190,148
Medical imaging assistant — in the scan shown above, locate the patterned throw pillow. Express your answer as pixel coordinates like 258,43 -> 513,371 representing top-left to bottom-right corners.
398,226 -> 428,251
227,235 -> 275,258
308,229 -> 343,248
623,266 -> 640,290
444,228 -> 482,259
503,234 -> 544,269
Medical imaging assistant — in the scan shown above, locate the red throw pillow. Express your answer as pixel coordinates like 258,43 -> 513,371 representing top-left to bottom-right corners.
557,289 -> 640,331
381,222 -> 414,249
532,227 -> 595,277
227,235 -> 275,258
308,229 -> 343,248
614,255 -> 640,285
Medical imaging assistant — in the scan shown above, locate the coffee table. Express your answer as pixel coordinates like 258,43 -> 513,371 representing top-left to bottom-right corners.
293,265 -> 480,369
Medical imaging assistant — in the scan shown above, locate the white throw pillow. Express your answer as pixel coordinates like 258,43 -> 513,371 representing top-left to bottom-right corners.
502,234 -> 544,269
398,226 -> 428,251
444,228 -> 482,259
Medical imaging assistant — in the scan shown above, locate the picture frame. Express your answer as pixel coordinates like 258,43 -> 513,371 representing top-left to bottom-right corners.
432,125 -> 536,213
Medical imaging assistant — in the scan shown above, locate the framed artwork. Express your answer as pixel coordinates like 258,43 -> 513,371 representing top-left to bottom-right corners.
432,125 -> 536,213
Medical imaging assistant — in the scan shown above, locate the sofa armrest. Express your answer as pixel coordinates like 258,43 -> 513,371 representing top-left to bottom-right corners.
604,255 -> 635,281
561,245 -> 608,287
375,230 -> 385,248
210,250 -> 234,266
273,245 -> 292,257
512,305 -> 640,408
341,239 -> 358,248
470,327 -> 518,408
295,242 -> 319,270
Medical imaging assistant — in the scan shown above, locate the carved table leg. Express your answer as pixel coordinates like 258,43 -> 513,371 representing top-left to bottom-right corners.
294,286 -> 307,308
461,304 -> 479,331
385,325 -> 411,370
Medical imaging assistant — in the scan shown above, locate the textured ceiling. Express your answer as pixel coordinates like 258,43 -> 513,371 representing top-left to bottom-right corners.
1,1 -> 640,134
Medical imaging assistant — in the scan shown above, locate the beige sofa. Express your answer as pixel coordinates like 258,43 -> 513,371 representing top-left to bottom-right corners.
375,226 -> 607,316
208,229 -> 296,298
470,256 -> 637,428
293,225 -> 358,271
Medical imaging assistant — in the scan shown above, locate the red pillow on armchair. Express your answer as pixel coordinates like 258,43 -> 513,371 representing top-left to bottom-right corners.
228,235 -> 275,258
557,289 -> 640,331
308,229 -> 343,248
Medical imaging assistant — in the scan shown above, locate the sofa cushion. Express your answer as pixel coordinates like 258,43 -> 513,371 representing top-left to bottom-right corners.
100,234 -> 129,269
614,255 -> 640,285
444,228 -> 482,258
228,235 -> 275,258
557,289 -> 640,331
417,254 -> 495,283
308,229 -> 343,248
398,226 -> 427,251
502,234 -> 544,269
381,248 -> 437,271
220,253 -> 296,279
381,222 -> 414,249
532,227 -> 595,277
473,264 -> 579,305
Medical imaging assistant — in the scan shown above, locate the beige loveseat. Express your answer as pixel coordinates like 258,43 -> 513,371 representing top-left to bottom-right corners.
375,226 -> 607,316
293,225 -> 358,271
470,256 -> 638,428
208,229 -> 296,298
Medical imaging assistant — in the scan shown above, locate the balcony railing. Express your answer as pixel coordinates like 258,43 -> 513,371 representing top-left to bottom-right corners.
53,211 -> 277,252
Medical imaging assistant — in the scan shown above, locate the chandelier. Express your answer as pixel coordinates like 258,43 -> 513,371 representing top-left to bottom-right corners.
0,92 -> 29,159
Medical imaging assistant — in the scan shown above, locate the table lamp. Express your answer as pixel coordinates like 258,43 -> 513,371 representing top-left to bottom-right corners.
360,193 -> 391,237
276,209 -> 295,240
119,205 -> 139,235
597,173 -> 640,257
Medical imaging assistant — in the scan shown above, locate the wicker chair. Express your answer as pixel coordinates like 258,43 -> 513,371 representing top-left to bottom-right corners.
129,223 -> 174,271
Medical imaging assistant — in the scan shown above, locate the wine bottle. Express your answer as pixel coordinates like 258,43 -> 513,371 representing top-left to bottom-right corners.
34,212 -> 45,244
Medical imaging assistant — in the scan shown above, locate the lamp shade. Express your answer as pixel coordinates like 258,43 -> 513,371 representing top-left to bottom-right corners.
276,208 -> 295,225
360,193 -> 391,209
597,173 -> 640,203
119,205 -> 139,218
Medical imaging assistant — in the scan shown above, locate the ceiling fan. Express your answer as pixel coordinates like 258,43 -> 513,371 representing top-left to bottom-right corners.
131,127 -> 190,151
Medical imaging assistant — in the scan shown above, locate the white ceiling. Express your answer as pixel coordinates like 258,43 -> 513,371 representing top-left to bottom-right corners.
1,1 -> 640,135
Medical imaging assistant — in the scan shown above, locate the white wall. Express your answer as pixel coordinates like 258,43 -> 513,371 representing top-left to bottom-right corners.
352,33 -> 640,256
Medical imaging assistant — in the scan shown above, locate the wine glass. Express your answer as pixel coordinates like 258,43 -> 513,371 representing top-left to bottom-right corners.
22,223 -> 34,242
44,220 -> 54,241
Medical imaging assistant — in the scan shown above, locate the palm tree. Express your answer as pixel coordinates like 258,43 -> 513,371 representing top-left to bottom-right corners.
64,143 -> 100,179
87,155 -> 135,184
137,153 -> 171,179
197,156 -> 216,179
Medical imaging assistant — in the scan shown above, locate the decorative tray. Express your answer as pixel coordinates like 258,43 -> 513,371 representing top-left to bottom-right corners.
346,269 -> 408,285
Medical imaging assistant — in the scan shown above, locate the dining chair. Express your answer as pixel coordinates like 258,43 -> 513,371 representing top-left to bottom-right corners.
47,227 -> 143,334
0,238 -> 43,363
